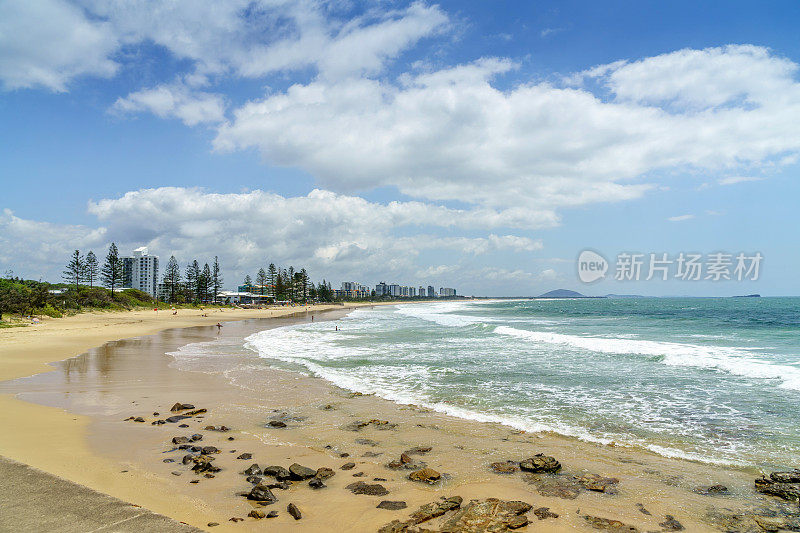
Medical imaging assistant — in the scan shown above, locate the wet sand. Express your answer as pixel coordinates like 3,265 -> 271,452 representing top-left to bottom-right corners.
0,306 -> 795,532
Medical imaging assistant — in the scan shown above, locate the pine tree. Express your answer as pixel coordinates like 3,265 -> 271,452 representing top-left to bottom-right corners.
162,256 -> 181,303
212,256 -> 223,303
256,268 -> 267,296
288,266 -> 295,301
101,243 -> 123,296
266,263 -> 277,298
185,260 -> 201,303
299,268 -> 309,301
243,274 -> 253,288
201,263 -> 212,302
84,251 -> 99,288
63,249 -> 84,291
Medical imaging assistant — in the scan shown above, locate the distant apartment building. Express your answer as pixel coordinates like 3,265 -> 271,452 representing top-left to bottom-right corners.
338,282 -> 369,299
388,284 -> 401,297
427,285 -> 435,297
375,282 -> 388,296
418,286 -> 426,297
409,287 -> 416,297
439,287 -> 456,297
121,247 -> 159,297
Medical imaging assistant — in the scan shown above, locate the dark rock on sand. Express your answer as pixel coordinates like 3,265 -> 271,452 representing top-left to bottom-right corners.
519,454 -> 561,474
534,507 -> 559,520
308,477 -> 326,489
181,454 -> 194,465
246,476 -> 262,484
635,503 -> 651,515
693,484 -> 728,495
287,503 -> 302,520
524,474 -> 581,499
133,417 -> 145,423
204,425 -> 230,432
248,509 -> 265,519
403,446 -> 432,455
236,453 -> 252,460
756,472 -> 800,502
577,473 -> 620,494
408,467 -> 441,484
289,463 -> 316,480
243,464 -> 262,476
163,458 -> 174,463
267,481 -> 291,490
346,481 -> 390,496
178,424 -> 189,428
266,511 -> 278,518
342,419 -> 397,432
315,467 -> 336,480
268,420 -> 287,428
263,465 -> 292,481
207,522 -> 219,527
340,462 -> 356,471
189,479 -> 199,484
355,438 -> 379,446
583,515 -> 639,532
165,416 -> 188,423
407,496 -> 462,524
363,451 -> 383,457
439,499 -> 532,531
229,517 -> 243,522
377,501 -> 407,510
352,472 -> 365,477
170,402 -> 195,412
201,446 -> 220,455
490,461 -> 518,474
247,484 -> 277,502
190,434 -> 202,441
659,515 -> 684,531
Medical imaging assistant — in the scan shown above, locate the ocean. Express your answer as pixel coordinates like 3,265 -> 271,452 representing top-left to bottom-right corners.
214,298 -> 799,469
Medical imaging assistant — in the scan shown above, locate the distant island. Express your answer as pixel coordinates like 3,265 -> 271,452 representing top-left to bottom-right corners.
732,294 -> 761,298
538,289 -> 602,298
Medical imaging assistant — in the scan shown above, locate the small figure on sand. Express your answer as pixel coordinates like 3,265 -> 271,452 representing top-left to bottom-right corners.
335,325 -> 338,331
216,322 -> 223,331
311,315 -> 314,322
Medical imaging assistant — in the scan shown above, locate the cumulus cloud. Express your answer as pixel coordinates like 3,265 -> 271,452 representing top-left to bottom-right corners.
0,0 -> 118,91
112,83 -> 226,125
0,187 -> 543,284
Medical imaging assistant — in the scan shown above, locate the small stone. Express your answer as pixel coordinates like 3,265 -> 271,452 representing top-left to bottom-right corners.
247,484 -> 277,502
201,446 -> 220,455
237,453 -> 252,460
408,467 -> 441,484
315,467 -> 336,480
182,454 -> 194,465
204,473 -> 215,478
133,417 -> 145,423
170,402 -> 195,412
171,471 -> 182,476
228,436 -> 235,441
248,509 -> 266,519
347,481 -> 389,496
341,462 -> 356,470
659,515 -> 684,531
266,511 -> 278,518
246,476 -> 262,484
377,501 -> 407,510
163,458 -> 174,463
165,416 -> 188,423
289,463 -> 316,480
268,481 -> 291,490
207,522 -> 219,527
519,454 -> 561,473
363,451 -> 382,457
490,461 -> 518,474
309,477 -> 326,489
534,507 -> 559,520
268,420 -> 287,428
263,465 -> 292,481
178,424 -> 189,428
352,472 -> 365,477
287,503 -> 302,520
400,453 -> 412,464
403,446 -> 432,455
189,480 -> 199,484
229,517 -> 243,523
190,434 -> 202,441
243,464 -> 262,476
153,412 -> 159,416
693,484 -> 729,495
635,503 -> 651,515
355,438 -> 379,446
583,515 -> 639,532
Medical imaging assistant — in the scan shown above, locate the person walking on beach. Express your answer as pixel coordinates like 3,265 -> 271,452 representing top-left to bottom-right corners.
216,322 -> 223,332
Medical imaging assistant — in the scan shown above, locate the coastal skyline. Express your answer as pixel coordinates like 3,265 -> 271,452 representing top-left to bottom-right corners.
2,1 -> 800,296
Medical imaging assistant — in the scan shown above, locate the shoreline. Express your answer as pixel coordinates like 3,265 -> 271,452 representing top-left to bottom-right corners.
0,305 -> 795,532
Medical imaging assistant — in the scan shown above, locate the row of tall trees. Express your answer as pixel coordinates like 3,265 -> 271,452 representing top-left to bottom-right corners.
62,243 -> 126,294
244,263 -> 311,302
162,255 -> 223,304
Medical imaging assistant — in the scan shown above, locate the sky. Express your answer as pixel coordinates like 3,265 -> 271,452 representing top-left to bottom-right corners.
1,0 -> 799,296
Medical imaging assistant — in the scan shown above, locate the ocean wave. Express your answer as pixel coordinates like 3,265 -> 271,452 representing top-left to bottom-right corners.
494,325 -> 800,391
394,302 -> 484,327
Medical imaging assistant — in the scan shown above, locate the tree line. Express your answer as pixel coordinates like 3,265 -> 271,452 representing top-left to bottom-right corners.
161,255 -> 223,304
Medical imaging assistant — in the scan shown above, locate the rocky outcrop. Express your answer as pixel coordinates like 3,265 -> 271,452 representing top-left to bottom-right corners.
263,465 -> 292,481
583,515 -> 639,532
756,471 -> 800,503
346,481 -> 389,496
519,454 -> 561,474
408,467 -> 441,484
288,463 -> 316,480
170,402 -> 195,412
247,484 -> 277,502
378,497 -> 534,533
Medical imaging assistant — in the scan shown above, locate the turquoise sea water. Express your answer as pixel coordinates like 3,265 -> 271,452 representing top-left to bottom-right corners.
243,298 -> 800,468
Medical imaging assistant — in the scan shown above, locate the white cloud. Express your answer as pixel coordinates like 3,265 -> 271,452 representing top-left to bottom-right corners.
0,0 -> 118,91
667,214 -> 695,222
112,83 -> 226,125
216,45 -> 800,214
718,176 -> 766,186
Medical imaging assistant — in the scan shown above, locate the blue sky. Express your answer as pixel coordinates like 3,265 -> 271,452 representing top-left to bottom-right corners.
1,0 -> 799,296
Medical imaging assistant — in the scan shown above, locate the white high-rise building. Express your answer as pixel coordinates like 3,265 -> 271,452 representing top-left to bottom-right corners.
122,247 -> 159,298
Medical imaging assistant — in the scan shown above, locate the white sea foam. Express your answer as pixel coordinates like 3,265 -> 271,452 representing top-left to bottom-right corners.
494,325 -> 800,390
394,302 -> 484,327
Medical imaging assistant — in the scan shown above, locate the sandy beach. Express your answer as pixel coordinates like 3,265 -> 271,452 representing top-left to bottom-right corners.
0,305 -> 796,532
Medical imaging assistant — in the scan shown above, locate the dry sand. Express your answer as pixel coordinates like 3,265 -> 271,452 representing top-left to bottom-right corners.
0,305 -> 790,532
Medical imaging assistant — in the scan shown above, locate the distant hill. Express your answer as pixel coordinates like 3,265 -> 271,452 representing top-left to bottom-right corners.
538,289 -> 589,298
732,294 -> 761,298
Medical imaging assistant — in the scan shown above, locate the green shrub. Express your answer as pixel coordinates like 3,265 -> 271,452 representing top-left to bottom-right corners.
37,304 -> 63,318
